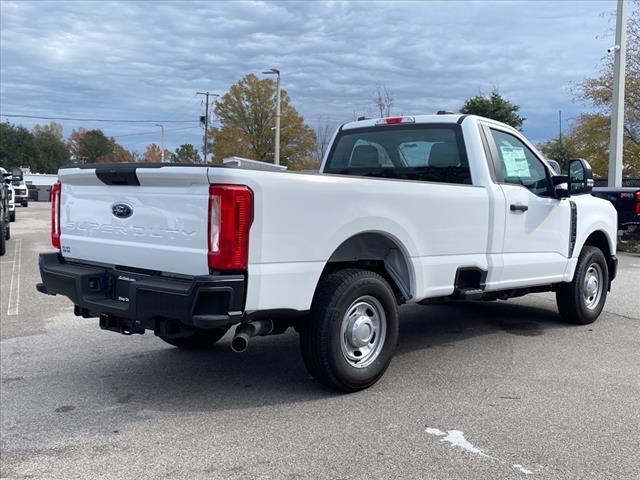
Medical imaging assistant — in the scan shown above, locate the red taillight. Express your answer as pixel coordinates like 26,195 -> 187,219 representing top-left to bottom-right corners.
635,191 -> 640,214
51,182 -> 61,249
385,117 -> 403,124
208,185 -> 253,271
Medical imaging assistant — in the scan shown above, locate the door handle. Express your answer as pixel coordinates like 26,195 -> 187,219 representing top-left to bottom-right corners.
510,203 -> 529,212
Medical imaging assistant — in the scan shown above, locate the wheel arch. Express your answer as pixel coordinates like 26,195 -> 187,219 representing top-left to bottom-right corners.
571,229 -> 617,286
582,230 -> 613,259
320,231 -> 415,303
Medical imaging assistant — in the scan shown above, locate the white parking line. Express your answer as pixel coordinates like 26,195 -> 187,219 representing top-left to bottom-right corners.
7,239 -> 22,316
1,261 -> 14,264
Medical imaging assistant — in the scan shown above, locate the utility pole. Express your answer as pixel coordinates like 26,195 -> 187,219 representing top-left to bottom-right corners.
608,0 -> 627,187
154,124 -> 165,162
558,110 -> 562,146
262,68 -> 281,165
197,91 -> 218,163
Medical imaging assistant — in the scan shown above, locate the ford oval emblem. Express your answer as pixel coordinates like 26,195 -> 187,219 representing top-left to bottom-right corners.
112,202 -> 133,219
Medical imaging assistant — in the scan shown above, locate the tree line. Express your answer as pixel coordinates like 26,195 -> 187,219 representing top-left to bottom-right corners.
1,1 -> 638,177
0,121 -> 205,173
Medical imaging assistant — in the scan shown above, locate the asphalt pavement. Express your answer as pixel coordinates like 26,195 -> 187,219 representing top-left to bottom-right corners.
1,202 -> 639,479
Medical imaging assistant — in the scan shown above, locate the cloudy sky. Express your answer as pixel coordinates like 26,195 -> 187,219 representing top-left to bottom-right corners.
0,0 -> 617,153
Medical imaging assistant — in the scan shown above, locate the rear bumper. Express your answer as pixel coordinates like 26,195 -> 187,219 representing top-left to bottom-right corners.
36,253 -> 245,330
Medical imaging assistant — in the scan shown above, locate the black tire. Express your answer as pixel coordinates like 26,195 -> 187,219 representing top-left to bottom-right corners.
160,327 -> 229,349
9,211 -> 15,222
21,201 -> 28,207
5,223 -> 9,240
0,223 -> 5,256
300,269 -> 399,392
556,246 -> 608,325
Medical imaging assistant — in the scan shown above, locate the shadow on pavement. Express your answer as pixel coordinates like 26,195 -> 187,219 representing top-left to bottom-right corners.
53,299 -> 574,417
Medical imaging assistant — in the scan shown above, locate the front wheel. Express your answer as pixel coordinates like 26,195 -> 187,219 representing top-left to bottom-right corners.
300,269 -> 399,392
4,223 -> 9,240
9,211 -> 15,222
21,201 -> 28,207
556,246 -> 608,325
159,327 -> 229,349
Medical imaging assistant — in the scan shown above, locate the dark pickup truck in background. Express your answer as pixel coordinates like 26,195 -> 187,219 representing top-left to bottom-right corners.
547,160 -> 638,241
593,180 -> 640,240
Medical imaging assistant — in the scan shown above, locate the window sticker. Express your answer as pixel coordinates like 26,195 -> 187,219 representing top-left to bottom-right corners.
500,146 -> 530,177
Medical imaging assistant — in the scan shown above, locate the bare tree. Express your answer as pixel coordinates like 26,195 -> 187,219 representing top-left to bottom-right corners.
314,116 -> 336,164
373,84 -> 394,117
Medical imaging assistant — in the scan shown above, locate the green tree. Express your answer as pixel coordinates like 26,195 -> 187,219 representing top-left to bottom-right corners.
0,122 -> 36,169
209,74 -> 316,168
32,122 -> 70,173
112,143 -> 135,163
172,144 -> 202,163
460,89 -> 525,130
33,121 -> 64,141
73,129 -> 116,163
538,136 -> 578,171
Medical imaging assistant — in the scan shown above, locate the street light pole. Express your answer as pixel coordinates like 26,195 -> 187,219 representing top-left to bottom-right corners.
262,68 -> 281,165
608,0 -> 627,188
155,123 -> 165,162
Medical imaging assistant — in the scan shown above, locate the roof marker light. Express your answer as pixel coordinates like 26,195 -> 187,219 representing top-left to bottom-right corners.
375,116 -> 416,125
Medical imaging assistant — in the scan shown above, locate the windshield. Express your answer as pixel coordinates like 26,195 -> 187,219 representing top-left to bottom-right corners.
323,125 -> 471,185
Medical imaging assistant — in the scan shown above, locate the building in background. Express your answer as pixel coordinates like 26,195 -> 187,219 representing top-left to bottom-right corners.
24,174 -> 58,201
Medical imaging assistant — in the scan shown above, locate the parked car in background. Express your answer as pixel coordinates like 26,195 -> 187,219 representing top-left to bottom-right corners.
545,163 -> 639,241
27,183 -> 38,202
592,186 -> 640,240
10,167 -> 29,207
37,114 -> 618,391
0,170 -> 10,255
7,184 -> 16,222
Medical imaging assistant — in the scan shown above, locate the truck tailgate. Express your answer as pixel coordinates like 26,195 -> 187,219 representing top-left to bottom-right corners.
58,165 -> 211,276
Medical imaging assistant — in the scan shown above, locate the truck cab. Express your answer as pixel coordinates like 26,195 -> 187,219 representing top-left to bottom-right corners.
37,114 -> 618,391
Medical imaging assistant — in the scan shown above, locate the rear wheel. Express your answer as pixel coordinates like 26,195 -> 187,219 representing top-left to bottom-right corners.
21,201 -> 28,207
4,222 -> 9,240
556,246 -> 608,325
159,327 -> 229,349
300,269 -> 399,392
9,211 -> 15,222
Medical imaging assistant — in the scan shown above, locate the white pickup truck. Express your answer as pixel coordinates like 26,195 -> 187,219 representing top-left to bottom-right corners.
37,114 -> 618,391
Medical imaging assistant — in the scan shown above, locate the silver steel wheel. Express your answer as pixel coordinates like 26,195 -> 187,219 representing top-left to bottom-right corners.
583,263 -> 603,310
340,295 -> 387,369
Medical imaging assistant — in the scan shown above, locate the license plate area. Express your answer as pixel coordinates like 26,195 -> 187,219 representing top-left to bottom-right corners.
110,272 -> 146,303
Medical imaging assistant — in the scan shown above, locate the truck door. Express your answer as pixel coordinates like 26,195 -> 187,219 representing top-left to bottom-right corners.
484,126 -> 572,288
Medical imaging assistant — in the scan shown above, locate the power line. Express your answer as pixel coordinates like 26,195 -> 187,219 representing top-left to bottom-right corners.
2,114 -> 195,124
113,125 -> 200,138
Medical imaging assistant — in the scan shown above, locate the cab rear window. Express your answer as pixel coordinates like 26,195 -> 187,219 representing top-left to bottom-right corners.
324,125 -> 471,185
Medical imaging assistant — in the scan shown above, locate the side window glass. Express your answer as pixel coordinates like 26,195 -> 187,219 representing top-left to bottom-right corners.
490,129 -> 552,196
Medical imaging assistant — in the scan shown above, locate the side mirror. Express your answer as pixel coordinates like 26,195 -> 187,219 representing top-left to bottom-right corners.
547,159 -> 562,175
552,174 -> 570,198
568,158 -> 594,195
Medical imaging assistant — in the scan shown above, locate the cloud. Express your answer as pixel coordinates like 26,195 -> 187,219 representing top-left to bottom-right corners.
0,0 -> 615,152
